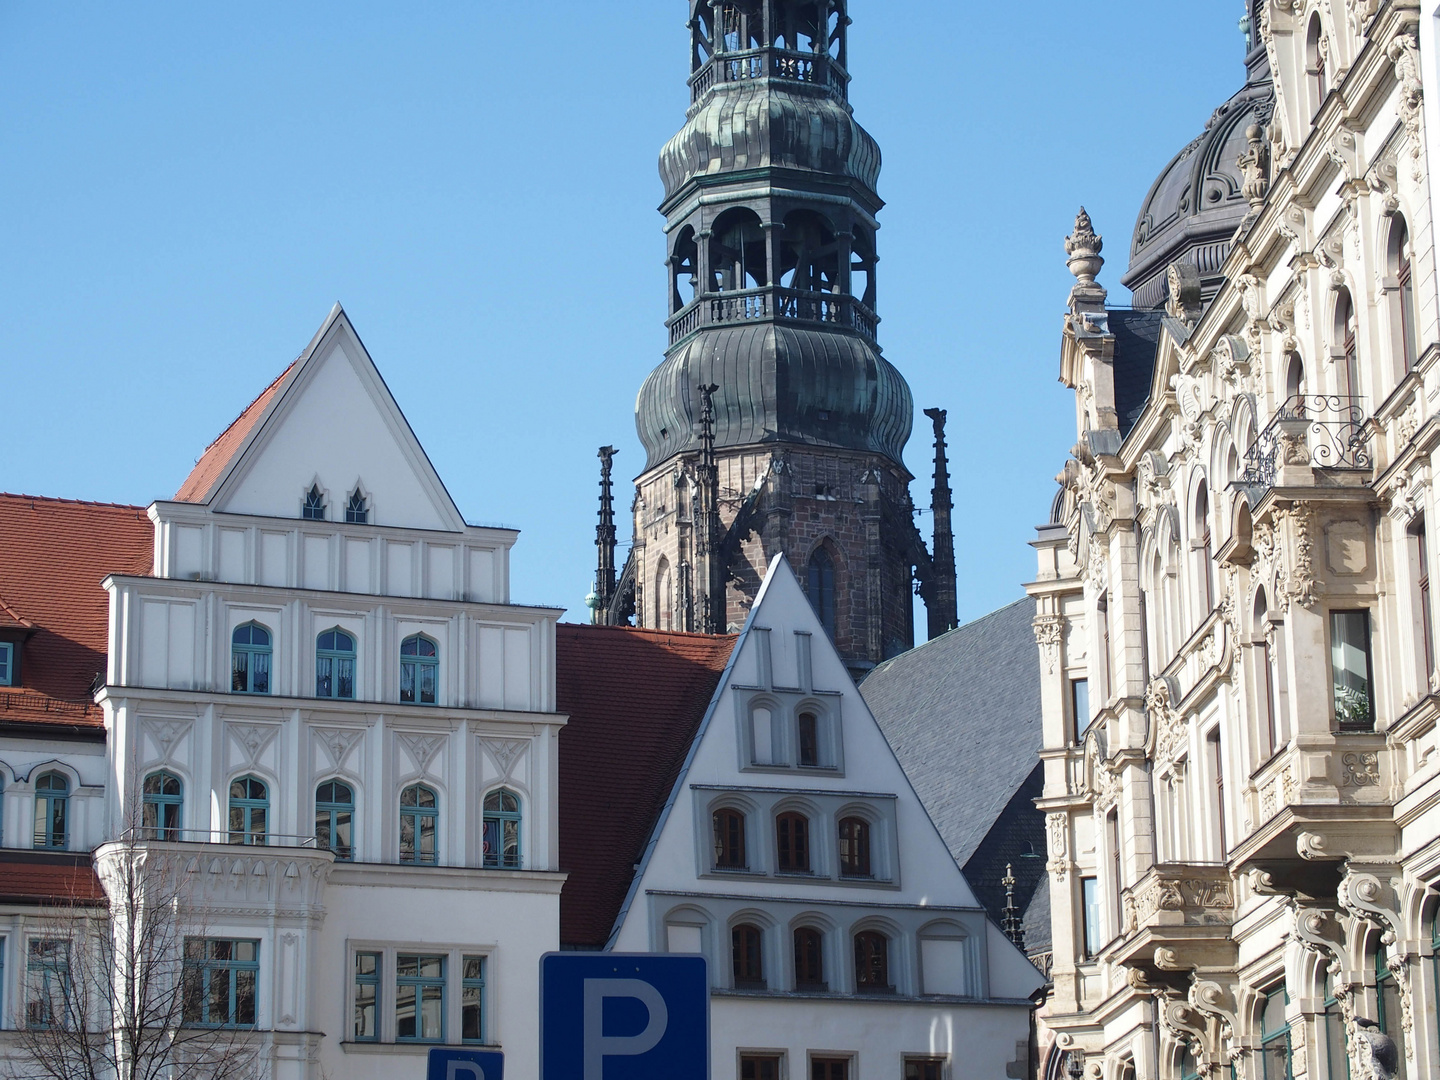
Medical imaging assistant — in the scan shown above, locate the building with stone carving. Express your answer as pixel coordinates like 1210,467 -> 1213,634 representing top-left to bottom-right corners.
1029,6 -> 1440,1080
589,1 -> 960,675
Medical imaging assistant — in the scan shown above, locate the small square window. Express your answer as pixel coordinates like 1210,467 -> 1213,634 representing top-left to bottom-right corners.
742,1054 -> 783,1080
906,1058 -> 948,1080
0,642 -> 13,687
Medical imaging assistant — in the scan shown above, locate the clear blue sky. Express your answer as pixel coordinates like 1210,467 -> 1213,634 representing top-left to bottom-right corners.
1,2 -> 1244,628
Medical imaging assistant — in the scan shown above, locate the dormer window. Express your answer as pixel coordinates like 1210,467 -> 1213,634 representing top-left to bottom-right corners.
302,485 -> 326,521
345,489 -> 369,525
0,642 -> 13,686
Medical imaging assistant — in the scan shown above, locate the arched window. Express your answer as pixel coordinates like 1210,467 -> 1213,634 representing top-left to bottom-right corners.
1306,14 -> 1328,117
482,789 -> 522,869
780,210 -> 840,293
1376,944 -> 1410,1070
1321,971 -> 1347,1080
228,776 -> 268,845
670,226 -> 699,313
316,780 -> 354,860
142,770 -> 183,840
231,623 -> 272,695
1336,289 -> 1360,401
400,635 -> 438,706
854,930 -> 891,992
794,926 -> 826,989
345,488 -> 368,525
1286,352 -> 1306,403
302,484 -> 326,520
33,772 -> 69,850
656,558 -> 674,632
798,711 -> 820,767
710,208 -> 767,293
400,784 -> 439,865
1194,482 -> 1214,614
806,548 -> 837,640
713,808 -> 747,870
1259,983 -> 1292,1080
316,629 -> 356,700
732,923 -> 765,988
776,812 -> 811,873
838,816 -> 871,878
1392,217 -> 1418,371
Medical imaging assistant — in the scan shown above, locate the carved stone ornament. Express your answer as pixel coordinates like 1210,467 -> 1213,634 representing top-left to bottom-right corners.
315,727 -> 363,770
1342,752 -> 1380,788
1046,812 -> 1070,882
1066,207 -> 1105,285
1033,614 -> 1064,674
1211,334 -> 1253,389
482,737 -> 527,779
1388,32 -> 1425,181
398,732 -> 446,776
142,718 -> 191,763
1147,677 -> 1187,763
1368,153 -> 1401,217
1339,870 -> 1415,1061
1238,122 -> 1270,209
1278,504 -> 1319,610
227,722 -> 279,766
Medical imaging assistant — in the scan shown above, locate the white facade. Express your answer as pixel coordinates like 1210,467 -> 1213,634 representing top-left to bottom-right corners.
611,555 -> 1044,1080
0,306 -> 565,1078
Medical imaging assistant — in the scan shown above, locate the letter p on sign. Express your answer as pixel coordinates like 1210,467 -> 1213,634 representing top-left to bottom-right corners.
541,954 -> 709,1080
427,1049 -> 504,1080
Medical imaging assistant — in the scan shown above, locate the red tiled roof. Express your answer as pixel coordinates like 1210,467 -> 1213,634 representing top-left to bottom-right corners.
0,852 -> 105,905
556,624 -> 736,949
174,361 -> 297,503
0,494 -> 153,728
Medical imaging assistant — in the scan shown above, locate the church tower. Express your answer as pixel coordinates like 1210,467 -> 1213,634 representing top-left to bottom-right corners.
593,1 -> 953,673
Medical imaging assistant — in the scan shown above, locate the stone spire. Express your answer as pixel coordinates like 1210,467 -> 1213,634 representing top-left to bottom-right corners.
923,408 -> 957,639
590,446 -> 618,625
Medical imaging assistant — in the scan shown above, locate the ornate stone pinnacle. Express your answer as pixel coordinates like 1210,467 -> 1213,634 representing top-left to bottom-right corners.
1065,207 -> 1105,285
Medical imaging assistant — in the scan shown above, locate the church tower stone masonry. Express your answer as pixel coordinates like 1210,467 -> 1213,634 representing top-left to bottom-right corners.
608,0 -> 939,673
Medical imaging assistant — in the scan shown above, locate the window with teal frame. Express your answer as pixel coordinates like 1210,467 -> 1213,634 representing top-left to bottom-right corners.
316,780 -> 354,860
0,642 -> 14,686
400,635 -> 438,705
228,776 -> 268,845
142,770 -> 183,840
182,938 -> 258,1028
33,773 -> 68,850
316,629 -> 356,700
25,939 -> 68,1030
1376,945 -> 1410,1080
231,623 -> 271,695
353,952 -> 380,1041
1259,983 -> 1292,1080
395,954 -> 445,1043
1323,972 -> 1350,1080
400,784 -> 439,865
482,789 -> 521,869
461,955 -> 487,1044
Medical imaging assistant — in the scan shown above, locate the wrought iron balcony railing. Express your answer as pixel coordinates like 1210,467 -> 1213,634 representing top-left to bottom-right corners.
1240,394 -> 1372,491
689,48 -> 849,103
667,286 -> 879,346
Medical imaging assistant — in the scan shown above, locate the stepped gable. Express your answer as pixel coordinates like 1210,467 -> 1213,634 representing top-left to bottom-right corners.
555,623 -> 736,948
0,494 -> 153,729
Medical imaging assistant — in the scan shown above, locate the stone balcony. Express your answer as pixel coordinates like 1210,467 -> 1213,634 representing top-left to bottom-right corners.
1112,862 -> 1237,977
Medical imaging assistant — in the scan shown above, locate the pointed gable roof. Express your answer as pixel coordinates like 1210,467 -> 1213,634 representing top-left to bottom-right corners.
556,624 -> 737,948
174,361 -> 299,503
169,304 -> 467,531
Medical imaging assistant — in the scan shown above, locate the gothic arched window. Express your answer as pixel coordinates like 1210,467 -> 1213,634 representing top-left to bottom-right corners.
482,788 -> 522,869
316,779 -> 355,860
400,634 -> 438,706
345,488 -> 369,525
302,484 -> 326,521
142,770 -> 183,841
656,558 -> 674,631
806,548 -> 837,640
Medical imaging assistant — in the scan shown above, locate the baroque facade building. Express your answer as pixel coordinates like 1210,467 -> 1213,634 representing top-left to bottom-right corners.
590,0 -> 959,673
1030,5 -> 1440,1080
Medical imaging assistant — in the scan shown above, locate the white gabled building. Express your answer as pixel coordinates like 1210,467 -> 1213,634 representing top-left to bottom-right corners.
0,304 -> 566,1079
602,555 -> 1045,1080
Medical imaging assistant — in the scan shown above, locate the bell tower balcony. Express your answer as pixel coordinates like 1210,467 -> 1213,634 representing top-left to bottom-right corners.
667,286 -> 878,347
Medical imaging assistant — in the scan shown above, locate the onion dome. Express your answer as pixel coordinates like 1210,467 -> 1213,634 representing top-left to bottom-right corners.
635,323 -> 912,471
1123,71 -> 1274,309
660,81 -> 881,200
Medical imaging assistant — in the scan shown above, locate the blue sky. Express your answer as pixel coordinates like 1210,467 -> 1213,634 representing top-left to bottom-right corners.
0,2 -> 1244,628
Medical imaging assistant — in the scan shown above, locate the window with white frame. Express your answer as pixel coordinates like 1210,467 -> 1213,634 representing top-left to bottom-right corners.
0,641 -> 14,686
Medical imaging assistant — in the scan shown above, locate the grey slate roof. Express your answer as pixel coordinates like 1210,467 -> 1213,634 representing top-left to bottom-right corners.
860,598 -> 1041,868
1111,309 -> 1163,439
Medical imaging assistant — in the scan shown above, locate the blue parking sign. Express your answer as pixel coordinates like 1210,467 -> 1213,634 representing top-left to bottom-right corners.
540,953 -> 708,1080
427,1047 -> 504,1080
